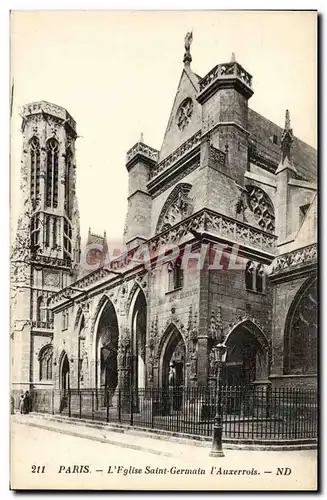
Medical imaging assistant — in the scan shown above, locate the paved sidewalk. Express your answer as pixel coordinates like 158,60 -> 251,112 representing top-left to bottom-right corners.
12,412 -> 317,461
10,418 -> 318,491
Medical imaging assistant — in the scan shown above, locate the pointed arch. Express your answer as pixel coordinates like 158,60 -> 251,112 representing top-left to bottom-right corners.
155,183 -> 193,234
92,295 -> 120,397
29,136 -> 40,201
46,138 -> 59,208
58,350 -> 70,392
284,276 -> 317,375
245,184 -> 275,234
90,293 -> 117,339
38,343 -> 53,381
223,319 -> 269,384
224,318 -> 269,353
74,306 -> 84,332
157,323 -> 186,388
128,285 -> 147,392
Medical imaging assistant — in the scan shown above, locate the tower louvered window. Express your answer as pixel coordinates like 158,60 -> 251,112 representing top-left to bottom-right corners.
45,215 -> 50,247
46,139 -> 59,208
30,137 -> 40,201
65,148 -> 72,218
52,217 -> 57,249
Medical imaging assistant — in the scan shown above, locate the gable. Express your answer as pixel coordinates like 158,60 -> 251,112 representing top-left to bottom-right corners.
159,68 -> 202,162
292,193 -> 317,249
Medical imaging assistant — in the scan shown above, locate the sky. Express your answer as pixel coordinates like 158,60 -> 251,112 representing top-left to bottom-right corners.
10,10 -> 317,244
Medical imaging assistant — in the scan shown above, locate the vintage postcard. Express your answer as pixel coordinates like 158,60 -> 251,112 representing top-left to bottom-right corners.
10,10 -> 318,491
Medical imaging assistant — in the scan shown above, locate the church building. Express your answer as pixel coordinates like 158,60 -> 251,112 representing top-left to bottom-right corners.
11,36 -> 317,400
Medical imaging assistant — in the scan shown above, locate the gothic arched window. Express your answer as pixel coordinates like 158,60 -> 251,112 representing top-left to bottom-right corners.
284,277 -> 317,375
245,261 -> 255,291
156,183 -> 193,234
46,138 -> 59,209
37,296 -> 47,323
30,213 -> 40,253
39,344 -> 53,381
256,264 -> 264,293
47,297 -> 53,326
245,185 -> 275,233
30,137 -> 40,201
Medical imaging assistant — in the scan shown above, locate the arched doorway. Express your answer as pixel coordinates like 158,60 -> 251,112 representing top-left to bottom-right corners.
60,352 -> 70,392
130,289 -> 147,393
159,325 -> 186,414
224,321 -> 268,386
95,298 -> 119,406
161,325 -> 186,389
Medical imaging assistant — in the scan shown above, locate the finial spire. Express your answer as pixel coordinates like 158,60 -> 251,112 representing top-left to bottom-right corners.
183,31 -> 193,66
285,109 -> 291,131
140,132 -> 144,143
281,109 -> 293,163
231,52 -> 236,63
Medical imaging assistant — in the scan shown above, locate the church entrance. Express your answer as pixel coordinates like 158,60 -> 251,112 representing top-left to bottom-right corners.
223,321 -> 268,414
162,327 -> 186,389
60,352 -> 70,392
95,299 -> 119,407
130,290 -> 147,393
224,327 -> 263,386
159,326 -> 186,413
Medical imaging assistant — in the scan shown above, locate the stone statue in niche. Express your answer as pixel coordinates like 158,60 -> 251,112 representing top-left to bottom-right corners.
189,349 -> 197,380
208,349 -> 217,378
235,190 -> 248,222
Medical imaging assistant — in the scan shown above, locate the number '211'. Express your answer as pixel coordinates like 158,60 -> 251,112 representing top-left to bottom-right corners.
31,465 -> 45,473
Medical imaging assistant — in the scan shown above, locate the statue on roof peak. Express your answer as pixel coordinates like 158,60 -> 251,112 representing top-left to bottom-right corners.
183,31 -> 193,66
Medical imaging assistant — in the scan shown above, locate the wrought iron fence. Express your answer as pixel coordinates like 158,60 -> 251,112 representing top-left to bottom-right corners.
12,386 -> 318,441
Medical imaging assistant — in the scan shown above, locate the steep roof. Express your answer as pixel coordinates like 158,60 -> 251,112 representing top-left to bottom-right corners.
248,108 -> 316,182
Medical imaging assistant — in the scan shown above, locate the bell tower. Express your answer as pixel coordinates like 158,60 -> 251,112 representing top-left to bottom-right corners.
11,101 -> 81,392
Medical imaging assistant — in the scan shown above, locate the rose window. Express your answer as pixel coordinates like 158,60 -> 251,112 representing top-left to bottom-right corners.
177,98 -> 193,131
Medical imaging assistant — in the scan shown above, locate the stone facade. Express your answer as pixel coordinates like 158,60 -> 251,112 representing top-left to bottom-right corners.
11,40 -> 317,399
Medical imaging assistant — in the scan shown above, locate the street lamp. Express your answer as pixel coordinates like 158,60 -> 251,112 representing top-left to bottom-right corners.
209,342 -> 227,458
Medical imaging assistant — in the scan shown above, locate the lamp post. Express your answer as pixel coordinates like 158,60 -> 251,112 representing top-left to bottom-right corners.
209,342 -> 227,458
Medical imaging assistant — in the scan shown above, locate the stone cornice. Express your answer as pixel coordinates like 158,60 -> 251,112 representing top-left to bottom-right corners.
197,62 -> 253,104
50,208 -> 278,307
148,130 -> 202,182
125,142 -> 159,171
270,243 -> 317,280
21,101 -> 77,134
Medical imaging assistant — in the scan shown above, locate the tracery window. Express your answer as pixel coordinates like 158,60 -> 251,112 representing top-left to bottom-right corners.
37,296 -> 47,323
156,183 -> 193,234
30,137 -> 40,201
39,344 -> 53,381
177,98 -> 193,131
284,278 -> 317,375
245,262 -> 266,293
46,138 -> 59,208
245,185 -> 275,233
